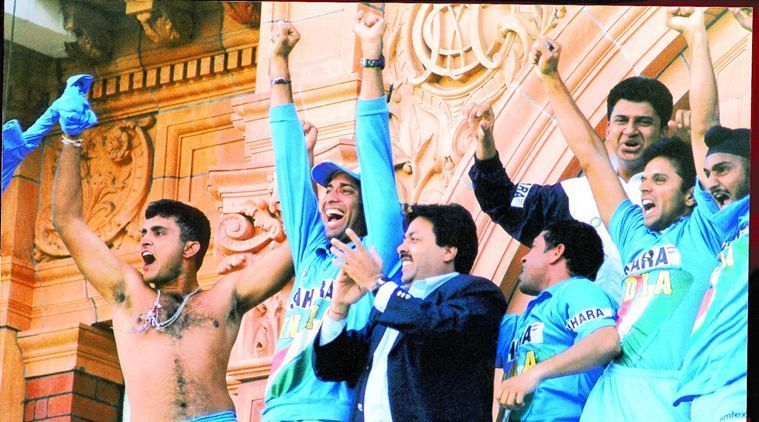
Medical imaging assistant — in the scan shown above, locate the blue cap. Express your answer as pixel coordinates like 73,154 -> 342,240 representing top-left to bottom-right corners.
311,161 -> 361,187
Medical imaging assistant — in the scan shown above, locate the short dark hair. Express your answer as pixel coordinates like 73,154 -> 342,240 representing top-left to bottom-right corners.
607,77 -> 673,129
641,136 -> 696,192
543,220 -> 604,281
404,203 -> 478,274
145,199 -> 211,267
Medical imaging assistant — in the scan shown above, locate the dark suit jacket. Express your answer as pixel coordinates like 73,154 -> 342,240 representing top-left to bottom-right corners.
313,274 -> 507,421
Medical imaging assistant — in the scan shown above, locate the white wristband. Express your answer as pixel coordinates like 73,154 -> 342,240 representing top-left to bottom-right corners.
62,134 -> 82,148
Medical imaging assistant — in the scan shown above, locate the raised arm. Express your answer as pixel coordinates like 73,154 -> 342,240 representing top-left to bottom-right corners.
269,21 -> 298,107
268,22 -> 326,266
468,102 -> 498,160
52,107 -> 140,303
467,103 -> 573,246
531,37 -> 626,227
497,326 -> 620,410
353,11 -> 404,279
355,10 -> 385,100
667,7 -> 717,184
219,243 -> 295,315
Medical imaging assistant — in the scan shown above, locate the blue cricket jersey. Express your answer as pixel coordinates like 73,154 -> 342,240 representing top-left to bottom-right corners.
674,194 -> 749,405
609,187 -> 747,371
263,97 -> 404,421
497,277 -> 617,421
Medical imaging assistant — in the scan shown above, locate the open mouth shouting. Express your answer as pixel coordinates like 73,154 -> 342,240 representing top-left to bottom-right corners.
710,189 -> 732,207
141,251 -> 156,271
620,138 -> 643,156
324,208 -> 346,230
641,198 -> 656,218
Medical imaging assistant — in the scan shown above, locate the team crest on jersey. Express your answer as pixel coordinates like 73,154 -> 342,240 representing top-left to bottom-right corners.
565,308 -> 613,331
507,322 -> 544,360
511,183 -> 533,208
624,244 -> 680,275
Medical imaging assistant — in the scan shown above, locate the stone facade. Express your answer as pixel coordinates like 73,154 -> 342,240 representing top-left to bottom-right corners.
1,2 -> 752,421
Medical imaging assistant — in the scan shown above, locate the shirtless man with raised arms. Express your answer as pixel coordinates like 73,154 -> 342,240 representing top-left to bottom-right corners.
52,99 -> 295,421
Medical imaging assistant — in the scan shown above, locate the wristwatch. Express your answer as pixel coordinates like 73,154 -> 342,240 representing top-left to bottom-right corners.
361,55 -> 385,69
271,77 -> 291,85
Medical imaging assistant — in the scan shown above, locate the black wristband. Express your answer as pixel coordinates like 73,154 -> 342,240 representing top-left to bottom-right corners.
361,55 -> 385,69
271,77 -> 291,85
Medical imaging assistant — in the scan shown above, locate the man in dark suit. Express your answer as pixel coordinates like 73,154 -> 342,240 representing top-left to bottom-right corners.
313,203 -> 507,421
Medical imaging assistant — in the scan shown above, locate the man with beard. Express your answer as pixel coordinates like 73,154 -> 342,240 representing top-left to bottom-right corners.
518,17 -> 747,420
669,7 -> 751,421
52,95 -> 295,420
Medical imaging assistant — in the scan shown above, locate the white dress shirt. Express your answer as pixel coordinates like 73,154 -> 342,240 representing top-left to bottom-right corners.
320,272 -> 459,421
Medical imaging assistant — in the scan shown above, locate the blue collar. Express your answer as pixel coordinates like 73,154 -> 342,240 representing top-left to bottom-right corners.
407,272 -> 459,299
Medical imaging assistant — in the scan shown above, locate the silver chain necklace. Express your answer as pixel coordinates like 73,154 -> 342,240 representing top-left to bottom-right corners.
132,286 -> 201,333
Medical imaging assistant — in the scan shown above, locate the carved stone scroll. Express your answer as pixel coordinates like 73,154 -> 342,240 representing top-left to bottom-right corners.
384,4 -> 566,203
33,117 -> 155,261
215,198 -> 285,256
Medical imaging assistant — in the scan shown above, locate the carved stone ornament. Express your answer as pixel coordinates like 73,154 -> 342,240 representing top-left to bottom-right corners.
223,1 -> 261,27
34,117 -> 155,261
133,3 -> 192,46
61,0 -> 114,63
384,4 -> 566,203
215,198 -> 286,257
243,295 -> 285,358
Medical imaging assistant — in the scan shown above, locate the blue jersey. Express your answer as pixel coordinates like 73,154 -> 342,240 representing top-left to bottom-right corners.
609,192 -> 747,371
581,192 -> 747,421
497,277 -> 617,421
263,97 -> 404,420
675,204 -> 748,405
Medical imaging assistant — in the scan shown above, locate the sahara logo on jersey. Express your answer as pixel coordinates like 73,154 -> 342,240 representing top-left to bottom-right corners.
289,278 -> 334,309
511,183 -> 533,208
565,308 -> 613,331
623,244 -> 680,275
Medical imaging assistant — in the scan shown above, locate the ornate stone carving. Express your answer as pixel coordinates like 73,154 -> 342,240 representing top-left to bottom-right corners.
61,0 -> 114,63
33,117 -> 155,261
245,294 -> 285,357
215,199 -> 286,257
384,4 -> 566,203
126,0 -> 192,46
223,1 -> 261,27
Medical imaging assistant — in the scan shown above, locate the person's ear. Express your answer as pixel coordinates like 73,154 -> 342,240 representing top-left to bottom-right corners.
443,246 -> 458,265
183,241 -> 201,259
684,187 -> 695,208
549,243 -> 565,265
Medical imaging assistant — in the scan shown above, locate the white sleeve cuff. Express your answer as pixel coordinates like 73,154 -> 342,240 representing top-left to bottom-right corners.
319,312 -> 348,346
373,282 -> 398,312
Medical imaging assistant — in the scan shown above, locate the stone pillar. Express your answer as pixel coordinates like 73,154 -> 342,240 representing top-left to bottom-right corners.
17,324 -> 123,421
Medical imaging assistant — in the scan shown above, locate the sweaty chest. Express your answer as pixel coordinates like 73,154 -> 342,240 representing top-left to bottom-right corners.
115,294 -> 238,342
